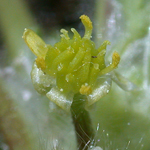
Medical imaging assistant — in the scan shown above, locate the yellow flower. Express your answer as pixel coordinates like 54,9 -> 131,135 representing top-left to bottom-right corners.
23,15 -> 120,111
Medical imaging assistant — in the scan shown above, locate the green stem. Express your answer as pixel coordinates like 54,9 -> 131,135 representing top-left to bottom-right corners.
71,93 -> 95,150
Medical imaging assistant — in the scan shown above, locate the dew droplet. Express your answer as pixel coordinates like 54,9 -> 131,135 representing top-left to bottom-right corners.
22,90 -> 32,101
106,90 -> 109,93
85,83 -> 88,86
57,63 -> 63,71
60,88 -> 63,92
97,139 -> 100,142
127,122 -> 130,126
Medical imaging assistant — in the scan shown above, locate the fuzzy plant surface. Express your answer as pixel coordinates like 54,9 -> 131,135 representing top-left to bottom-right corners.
0,0 -> 150,150
92,0 -> 150,149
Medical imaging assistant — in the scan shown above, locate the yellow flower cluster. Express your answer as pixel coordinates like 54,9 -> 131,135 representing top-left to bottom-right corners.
23,15 -> 120,111
23,15 -> 120,95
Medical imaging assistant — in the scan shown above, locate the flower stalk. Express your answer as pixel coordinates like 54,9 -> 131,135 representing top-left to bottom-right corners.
71,93 -> 95,150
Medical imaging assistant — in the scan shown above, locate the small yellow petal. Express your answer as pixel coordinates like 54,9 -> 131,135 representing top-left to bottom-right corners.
79,84 -> 92,95
23,28 -> 48,58
112,52 -> 120,68
35,57 -> 46,70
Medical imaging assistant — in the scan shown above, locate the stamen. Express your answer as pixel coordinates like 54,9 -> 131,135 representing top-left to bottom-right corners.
68,47 -> 85,72
52,47 -> 74,72
71,28 -> 81,39
60,29 -> 70,40
78,48 -> 91,83
99,52 -> 120,75
80,15 -> 93,39
97,40 -> 110,52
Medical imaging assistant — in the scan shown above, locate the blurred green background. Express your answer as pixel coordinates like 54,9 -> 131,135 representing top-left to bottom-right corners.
0,0 -> 150,149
